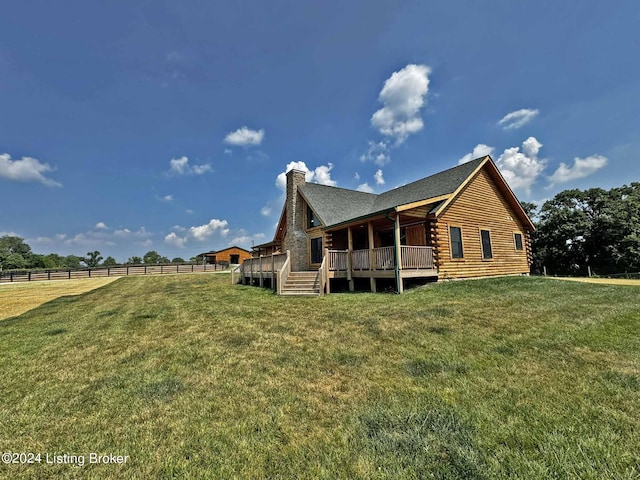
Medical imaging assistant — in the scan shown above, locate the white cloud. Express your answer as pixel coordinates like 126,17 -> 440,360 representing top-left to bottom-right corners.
186,209 -> 194,214
95,222 -> 108,230
357,182 -> 374,193
354,172 -> 360,181
549,155 -> 608,184
371,64 -> 431,144
224,126 -> 265,146
458,144 -> 495,165
112,227 -> 152,239
0,153 -> 62,187
496,137 -> 546,193
155,194 -> 173,202
275,161 -> 336,190
261,206 -> 272,216
374,169 -> 385,186
164,232 -> 187,248
224,149 -> 232,155
313,163 -> 337,186
360,140 -> 391,166
498,108 -> 540,130
171,225 -> 187,232
188,219 -> 230,241
168,156 -> 212,176
231,233 -> 265,248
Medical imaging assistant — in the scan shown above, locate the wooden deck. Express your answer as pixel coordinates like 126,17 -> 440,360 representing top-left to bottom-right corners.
327,246 -> 437,280
238,246 -> 437,294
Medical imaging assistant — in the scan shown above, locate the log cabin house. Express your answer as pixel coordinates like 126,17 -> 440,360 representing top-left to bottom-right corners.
240,156 -> 534,295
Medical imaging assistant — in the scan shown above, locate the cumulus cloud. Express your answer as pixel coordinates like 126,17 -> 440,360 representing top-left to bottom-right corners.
360,140 -> 391,166
495,137 -> 546,193
224,126 -> 265,146
458,144 -> 495,165
188,219 -> 230,241
0,153 -> 62,187
164,232 -> 187,248
231,232 -> 265,248
371,64 -> 431,144
549,155 -> 608,184
498,108 -> 539,130
354,172 -> 360,181
261,206 -> 272,216
374,169 -> 385,186
95,222 -> 108,230
168,156 -> 212,176
275,161 -> 336,190
356,183 -> 374,193
155,194 -> 173,202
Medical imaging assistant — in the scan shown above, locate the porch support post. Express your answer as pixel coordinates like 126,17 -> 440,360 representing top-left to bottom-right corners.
271,253 -> 276,291
259,255 -> 264,287
394,214 -> 403,293
324,247 -> 330,294
368,221 -> 376,292
347,226 -> 354,292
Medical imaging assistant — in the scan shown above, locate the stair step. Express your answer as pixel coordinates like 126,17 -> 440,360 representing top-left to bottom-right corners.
279,270 -> 321,296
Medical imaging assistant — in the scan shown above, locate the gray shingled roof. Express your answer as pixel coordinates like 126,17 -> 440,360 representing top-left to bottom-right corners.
298,157 -> 485,227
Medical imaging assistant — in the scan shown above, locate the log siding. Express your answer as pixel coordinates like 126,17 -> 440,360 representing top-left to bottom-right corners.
438,169 -> 530,278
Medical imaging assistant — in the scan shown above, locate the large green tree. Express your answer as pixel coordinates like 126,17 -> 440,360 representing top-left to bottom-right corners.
0,235 -> 32,269
103,256 -> 118,267
85,251 -> 103,268
143,251 -> 170,264
533,183 -> 640,275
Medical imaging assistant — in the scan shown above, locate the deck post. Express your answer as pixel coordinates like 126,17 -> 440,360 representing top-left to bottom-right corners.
324,248 -> 330,294
347,226 -> 354,291
271,253 -> 276,291
368,221 -> 376,292
250,257 -> 254,286
259,255 -> 264,287
394,214 -> 403,293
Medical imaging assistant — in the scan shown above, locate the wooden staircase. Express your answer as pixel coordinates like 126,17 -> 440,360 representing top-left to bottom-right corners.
280,270 -> 321,296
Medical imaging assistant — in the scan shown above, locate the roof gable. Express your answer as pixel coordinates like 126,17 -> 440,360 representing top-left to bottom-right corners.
298,157 -> 486,227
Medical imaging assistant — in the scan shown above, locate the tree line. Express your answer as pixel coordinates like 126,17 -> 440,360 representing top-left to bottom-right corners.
526,182 -> 640,276
0,237 -> 191,271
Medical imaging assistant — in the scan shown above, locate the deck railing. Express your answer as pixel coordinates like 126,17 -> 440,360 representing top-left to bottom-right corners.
352,249 -> 370,270
242,252 -> 287,274
374,246 -> 396,270
328,250 -> 348,271
400,245 -> 434,269
327,246 -> 434,271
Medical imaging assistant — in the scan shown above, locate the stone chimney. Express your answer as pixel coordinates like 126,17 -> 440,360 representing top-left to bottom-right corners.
284,169 -> 308,271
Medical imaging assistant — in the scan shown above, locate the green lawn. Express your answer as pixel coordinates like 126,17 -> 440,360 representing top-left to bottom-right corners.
1,274 -> 639,479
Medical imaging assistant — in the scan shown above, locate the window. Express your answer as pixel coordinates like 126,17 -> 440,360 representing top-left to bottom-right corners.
481,230 -> 493,259
310,237 -> 323,264
450,226 -> 463,259
514,233 -> 524,251
307,205 -> 321,229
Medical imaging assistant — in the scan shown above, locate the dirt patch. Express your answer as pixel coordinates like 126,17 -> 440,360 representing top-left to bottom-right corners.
0,277 -> 119,320
552,277 -> 640,286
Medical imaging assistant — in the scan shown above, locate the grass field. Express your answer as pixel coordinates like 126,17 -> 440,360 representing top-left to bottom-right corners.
1,274 -> 638,479
0,278 -> 119,320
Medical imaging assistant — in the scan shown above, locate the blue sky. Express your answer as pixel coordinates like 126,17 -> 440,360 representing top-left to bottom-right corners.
1,1 -> 639,262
